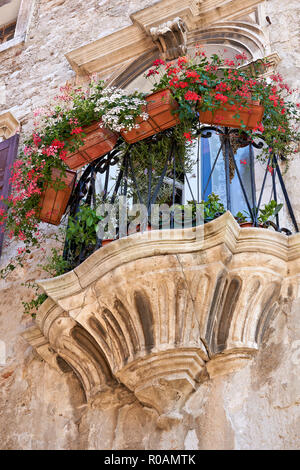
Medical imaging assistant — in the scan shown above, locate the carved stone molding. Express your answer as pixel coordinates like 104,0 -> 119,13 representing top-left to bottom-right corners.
149,17 -> 187,60
65,0 -> 265,78
23,213 -> 300,422
0,111 -> 19,140
188,20 -> 268,61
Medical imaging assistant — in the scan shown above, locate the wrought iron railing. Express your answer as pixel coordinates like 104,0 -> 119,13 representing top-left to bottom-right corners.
63,125 -> 298,267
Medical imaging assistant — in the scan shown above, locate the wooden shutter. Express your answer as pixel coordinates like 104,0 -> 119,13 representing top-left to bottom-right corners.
0,134 -> 19,257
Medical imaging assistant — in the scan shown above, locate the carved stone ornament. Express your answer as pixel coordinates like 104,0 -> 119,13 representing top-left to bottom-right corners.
65,0 -> 266,77
149,17 -> 187,60
0,112 -> 19,141
23,213 -> 300,426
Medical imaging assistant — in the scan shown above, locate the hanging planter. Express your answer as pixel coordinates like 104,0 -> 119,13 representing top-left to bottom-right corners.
120,89 -> 180,144
64,122 -> 118,170
144,54 -> 300,158
198,99 -> 264,130
38,168 -> 76,225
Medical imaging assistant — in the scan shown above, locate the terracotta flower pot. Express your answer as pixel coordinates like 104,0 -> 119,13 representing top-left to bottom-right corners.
101,238 -> 115,246
120,89 -> 180,144
239,222 -> 263,228
39,168 -> 76,225
65,122 -> 118,170
198,100 -> 264,130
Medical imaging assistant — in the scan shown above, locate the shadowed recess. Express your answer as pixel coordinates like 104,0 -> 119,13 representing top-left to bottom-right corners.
58,350 -> 88,403
114,298 -> 140,354
205,272 -> 227,351
103,308 -> 130,363
134,290 -> 154,351
111,50 -> 158,88
175,279 -> 187,345
255,284 -> 280,343
216,278 -> 241,352
0,1 -> 12,7
88,316 -> 114,361
71,325 -> 114,382
56,355 -> 73,373
89,316 -> 107,340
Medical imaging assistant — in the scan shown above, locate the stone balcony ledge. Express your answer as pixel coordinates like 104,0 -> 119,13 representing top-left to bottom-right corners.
22,212 -> 300,425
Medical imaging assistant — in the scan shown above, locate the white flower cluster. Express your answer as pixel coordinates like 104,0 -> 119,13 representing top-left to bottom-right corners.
95,87 -> 148,132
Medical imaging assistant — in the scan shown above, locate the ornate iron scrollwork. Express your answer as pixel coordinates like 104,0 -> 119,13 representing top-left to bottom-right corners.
63,125 -> 298,267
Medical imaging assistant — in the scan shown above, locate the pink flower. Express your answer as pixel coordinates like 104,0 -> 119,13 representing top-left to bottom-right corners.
33,133 -> 41,146
33,108 -> 44,117
214,93 -> 228,103
184,91 -> 200,101
253,123 -> 264,133
183,132 -> 193,142
70,127 -> 83,135
177,56 -> 188,66
235,52 -> 248,61
152,59 -> 165,66
18,231 -> 27,241
24,146 -> 33,156
146,69 -> 159,77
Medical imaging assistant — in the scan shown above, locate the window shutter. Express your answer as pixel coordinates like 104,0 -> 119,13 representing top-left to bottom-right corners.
0,134 -> 19,257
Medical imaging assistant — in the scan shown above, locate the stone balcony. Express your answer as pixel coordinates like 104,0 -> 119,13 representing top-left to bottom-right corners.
23,212 -> 300,426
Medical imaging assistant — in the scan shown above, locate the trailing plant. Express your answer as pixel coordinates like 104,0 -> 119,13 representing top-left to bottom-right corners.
22,246 -> 73,317
0,80 -> 146,270
0,48 -> 298,321
65,204 -> 104,264
126,124 -> 195,206
22,283 -> 47,318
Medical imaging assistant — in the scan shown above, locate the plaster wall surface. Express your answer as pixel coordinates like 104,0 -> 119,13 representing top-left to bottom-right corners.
0,0 -> 299,449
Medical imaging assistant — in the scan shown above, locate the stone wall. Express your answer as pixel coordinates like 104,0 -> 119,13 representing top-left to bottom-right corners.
0,0 -> 299,450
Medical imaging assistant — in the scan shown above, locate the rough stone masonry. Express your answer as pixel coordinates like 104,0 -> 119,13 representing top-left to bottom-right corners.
0,0 -> 299,450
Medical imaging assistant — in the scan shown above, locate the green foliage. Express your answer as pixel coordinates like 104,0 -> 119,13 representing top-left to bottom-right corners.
127,124 -> 195,205
202,193 -> 226,221
21,281 -> 47,318
21,246 -> 73,317
39,247 -> 72,277
240,200 -> 283,225
146,53 -> 300,161
235,211 -> 247,223
66,204 -> 103,248
174,192 -> 225,223
257,200 -> 283,224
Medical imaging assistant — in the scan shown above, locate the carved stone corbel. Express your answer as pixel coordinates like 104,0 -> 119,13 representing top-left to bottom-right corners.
149,17 -> 187,60
22,213 -> 300,425
0,112 -> 19,141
